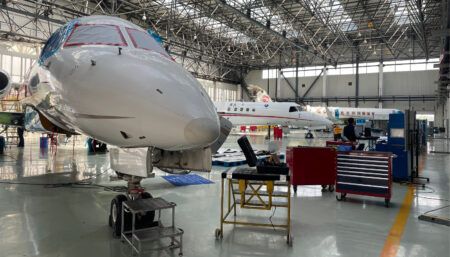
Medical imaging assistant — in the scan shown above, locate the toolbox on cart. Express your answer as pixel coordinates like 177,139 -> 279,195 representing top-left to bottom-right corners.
237,136 -> 289,175
286,146 -> 337,193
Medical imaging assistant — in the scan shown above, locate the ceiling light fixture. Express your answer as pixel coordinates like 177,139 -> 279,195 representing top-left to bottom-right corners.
142,13 -> 147,21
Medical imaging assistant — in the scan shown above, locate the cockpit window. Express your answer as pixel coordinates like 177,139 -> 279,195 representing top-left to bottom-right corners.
64,24 -> 127,47
289,106 -> 298,112
39,21 -> 75,64
126,28 -> 169,57
289,106 -> 305,112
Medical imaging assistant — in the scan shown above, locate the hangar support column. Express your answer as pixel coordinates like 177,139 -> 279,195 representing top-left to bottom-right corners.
237,84 -> 242,101
322,66 -> 327,106
355,53 -> 360,108
378,62 -> 383,109
440,0 -> 450,137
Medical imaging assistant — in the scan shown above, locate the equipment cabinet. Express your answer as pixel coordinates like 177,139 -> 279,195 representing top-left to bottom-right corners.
335,151 -> 393,207
286,146 -> 337,193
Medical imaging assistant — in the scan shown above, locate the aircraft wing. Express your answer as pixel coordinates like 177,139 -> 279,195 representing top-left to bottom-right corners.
0,112 -> 24,126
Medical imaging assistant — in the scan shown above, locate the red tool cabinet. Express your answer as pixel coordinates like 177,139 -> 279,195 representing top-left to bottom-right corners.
286,146 -> 337,193
335,151 -> 393,207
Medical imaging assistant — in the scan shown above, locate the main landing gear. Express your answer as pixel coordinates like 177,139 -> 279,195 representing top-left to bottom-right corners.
108,173 -> 157,237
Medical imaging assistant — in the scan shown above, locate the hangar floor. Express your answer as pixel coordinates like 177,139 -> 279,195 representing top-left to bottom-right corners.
0,133 -> 449,257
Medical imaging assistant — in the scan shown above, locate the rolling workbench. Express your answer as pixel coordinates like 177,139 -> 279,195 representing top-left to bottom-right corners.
215,167 -> 292,246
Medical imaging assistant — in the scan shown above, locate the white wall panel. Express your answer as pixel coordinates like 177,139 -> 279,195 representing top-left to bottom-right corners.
245,69 -> 438,112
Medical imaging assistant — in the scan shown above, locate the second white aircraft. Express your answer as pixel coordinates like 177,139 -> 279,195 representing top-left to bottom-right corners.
215,101 -> 333,129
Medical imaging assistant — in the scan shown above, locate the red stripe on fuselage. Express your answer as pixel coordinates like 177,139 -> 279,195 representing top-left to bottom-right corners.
220,113 -> 311,121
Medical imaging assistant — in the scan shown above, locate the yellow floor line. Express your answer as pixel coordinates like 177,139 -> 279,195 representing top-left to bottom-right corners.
379,186 -> 416,257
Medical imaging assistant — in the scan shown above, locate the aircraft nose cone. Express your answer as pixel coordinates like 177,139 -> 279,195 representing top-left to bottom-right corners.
184,117 -> 220,146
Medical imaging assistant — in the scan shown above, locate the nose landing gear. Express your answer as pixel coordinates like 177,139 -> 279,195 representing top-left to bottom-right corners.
108,174 -> 156,237
305,131 -> 314,139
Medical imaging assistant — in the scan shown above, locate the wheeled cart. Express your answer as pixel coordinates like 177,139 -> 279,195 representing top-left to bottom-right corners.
121,198 -> 184,256
215,167 -> 292,246
335,151 -> 394,207
286,146 -> 337,193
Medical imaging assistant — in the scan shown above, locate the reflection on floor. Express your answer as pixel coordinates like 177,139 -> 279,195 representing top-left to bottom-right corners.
0,133 -> 448,257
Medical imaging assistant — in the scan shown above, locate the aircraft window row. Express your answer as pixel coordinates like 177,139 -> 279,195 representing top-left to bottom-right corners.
227,107 -> 256,112
339,111 -> 375,116
64,24 -> 127,47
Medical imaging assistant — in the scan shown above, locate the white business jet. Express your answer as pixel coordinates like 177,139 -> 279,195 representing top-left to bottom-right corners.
215,101 -> 333,130
307,106 -> 400,122
0,15 -> 230,235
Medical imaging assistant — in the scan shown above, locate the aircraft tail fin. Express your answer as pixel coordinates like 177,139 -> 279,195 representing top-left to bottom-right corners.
325,107 -> 337,120
247,84 -> 272,102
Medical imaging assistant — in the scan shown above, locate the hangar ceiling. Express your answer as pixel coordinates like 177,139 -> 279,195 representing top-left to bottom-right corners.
0,0 -> 444,83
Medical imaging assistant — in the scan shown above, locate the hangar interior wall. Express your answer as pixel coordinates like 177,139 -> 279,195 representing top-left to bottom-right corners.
197,79 -> 240,102
245,69 -> 438,113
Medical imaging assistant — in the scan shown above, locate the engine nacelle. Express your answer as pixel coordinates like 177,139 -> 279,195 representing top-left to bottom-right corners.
0,69 -> 12,98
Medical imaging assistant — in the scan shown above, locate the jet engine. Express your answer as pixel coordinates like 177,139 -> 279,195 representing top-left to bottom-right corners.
0,69 -> 12,98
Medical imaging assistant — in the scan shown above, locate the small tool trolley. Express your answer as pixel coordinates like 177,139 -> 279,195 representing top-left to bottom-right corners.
215,167 -> 292,245
335,151 -> 394,207
121,197 -> 184,256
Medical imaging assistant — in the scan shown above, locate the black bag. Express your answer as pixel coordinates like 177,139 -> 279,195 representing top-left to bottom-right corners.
237,136 -> 258,167
237,136 -> 289,175
256,161 -> 289,175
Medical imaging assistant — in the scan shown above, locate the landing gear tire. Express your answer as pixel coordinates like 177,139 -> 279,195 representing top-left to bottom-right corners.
287,234 -> 294,246
385,198 -> 390,208
110,194 -> 130,237
328,185 -> 335,192
305,132 -> 314,139
215,228 -> 223,240
136,192 -> 156,229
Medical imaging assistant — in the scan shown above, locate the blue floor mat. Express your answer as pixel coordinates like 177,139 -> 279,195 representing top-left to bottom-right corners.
162,174 -> 214,186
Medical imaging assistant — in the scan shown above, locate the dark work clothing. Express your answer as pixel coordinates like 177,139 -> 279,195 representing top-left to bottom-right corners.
343,124 -> 357,142
17,127 -> 24,147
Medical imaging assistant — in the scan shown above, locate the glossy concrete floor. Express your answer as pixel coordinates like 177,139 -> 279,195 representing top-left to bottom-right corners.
0,133 -> 449,257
